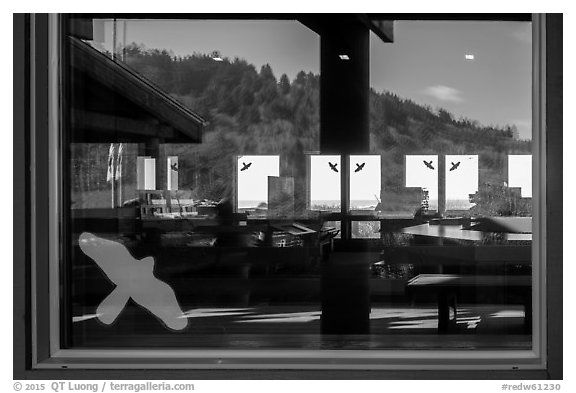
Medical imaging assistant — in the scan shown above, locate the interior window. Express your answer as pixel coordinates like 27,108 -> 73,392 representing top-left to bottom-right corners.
349,154 -> 382,212
405,155 -> 438,212
237,155 -> 280,211
508,155 -> 532,198
309,155 -> 341,211
445,154 -> 479,211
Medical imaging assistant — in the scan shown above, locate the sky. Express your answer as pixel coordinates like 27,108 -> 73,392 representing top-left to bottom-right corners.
95,18 -> 532,140
370,21 -> 533,140
95,19 -> 320,81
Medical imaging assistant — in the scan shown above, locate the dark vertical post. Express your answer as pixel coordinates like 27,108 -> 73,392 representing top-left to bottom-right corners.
31,13 -> 51,363
341,156 -> 350,239
14,13 -> 31,376
438,154 -> 446,215
319,17 -> 370,239
321,252 -> 371,335
318,18 -> 371,335
60,14 -> 73,349
546,13 -> 563,380
320,18 -> 370,155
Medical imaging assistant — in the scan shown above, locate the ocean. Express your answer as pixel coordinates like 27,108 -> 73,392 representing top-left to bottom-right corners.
239,199 -> 474,211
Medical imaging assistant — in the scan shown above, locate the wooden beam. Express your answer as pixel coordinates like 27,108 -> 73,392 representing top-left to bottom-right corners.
356,15 -> 394,43
71,109 -> 175,140
68,17 -> 93,40
70,36 -> 204,143
366,13 -> 531,22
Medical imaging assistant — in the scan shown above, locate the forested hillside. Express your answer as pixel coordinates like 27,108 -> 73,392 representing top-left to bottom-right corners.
71,43 -> 531,215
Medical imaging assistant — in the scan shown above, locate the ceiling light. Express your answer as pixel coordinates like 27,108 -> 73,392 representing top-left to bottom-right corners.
339,54 -> 350,60
465,54 -> 475,60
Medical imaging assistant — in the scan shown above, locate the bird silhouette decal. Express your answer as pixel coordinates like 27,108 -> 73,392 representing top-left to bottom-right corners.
78,232 -> 188,331
170,162 -> 178,172
328,162 -> 339,172
354,162 -> 366,173
423,160 -> 435,170
240,162 -> 252,171
449,161 -> 461,171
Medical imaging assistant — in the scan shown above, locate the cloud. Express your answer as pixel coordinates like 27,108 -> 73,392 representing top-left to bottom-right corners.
423,85 -> 464,103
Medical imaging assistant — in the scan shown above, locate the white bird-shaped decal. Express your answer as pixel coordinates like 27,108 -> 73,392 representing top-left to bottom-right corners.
78,232 -> 188,331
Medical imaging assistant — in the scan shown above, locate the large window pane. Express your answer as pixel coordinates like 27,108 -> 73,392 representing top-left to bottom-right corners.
64,16 -> 535,355
370,20 -> 533,350
68,18 -> 322,349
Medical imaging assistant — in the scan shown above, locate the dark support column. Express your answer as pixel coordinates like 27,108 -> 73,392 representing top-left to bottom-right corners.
341,156 -> 350,239
437,290 -> 457,334
319,17 -> 370,239
546,13 -> 563,380
320,19 -> 370,155
31,13 -> 52,362
321,253 -> 371,335
438,154 -> 446,216
319,18 -> 371,335
437,291 -> 450,334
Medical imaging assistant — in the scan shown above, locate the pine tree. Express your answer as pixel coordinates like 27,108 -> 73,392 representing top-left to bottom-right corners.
279,74 -> 291,95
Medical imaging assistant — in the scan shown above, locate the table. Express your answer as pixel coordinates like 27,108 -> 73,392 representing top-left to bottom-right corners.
401,223 -> 532,244
407,274 -> 532,333
392,222 -> 532,270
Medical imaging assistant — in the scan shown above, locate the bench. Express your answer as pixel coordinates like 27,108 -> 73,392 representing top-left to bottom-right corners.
406,274 -> 532,334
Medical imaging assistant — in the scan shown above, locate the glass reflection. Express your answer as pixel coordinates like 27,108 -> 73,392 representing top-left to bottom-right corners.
67,17 -> 533,351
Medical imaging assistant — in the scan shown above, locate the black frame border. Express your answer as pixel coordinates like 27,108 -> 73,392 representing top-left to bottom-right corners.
13,13 -> 562,380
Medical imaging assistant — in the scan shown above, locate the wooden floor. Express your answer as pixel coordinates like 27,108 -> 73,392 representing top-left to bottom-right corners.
71,302 -> 532,350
